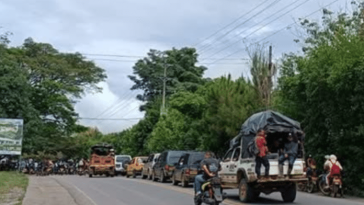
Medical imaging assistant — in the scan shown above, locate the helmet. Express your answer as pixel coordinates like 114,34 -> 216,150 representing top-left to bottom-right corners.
110,149 -> 114,152
324,155 -> 330,160
330,154 -> 337,161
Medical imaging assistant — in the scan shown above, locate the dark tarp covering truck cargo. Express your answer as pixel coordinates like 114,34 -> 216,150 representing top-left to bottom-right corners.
230,110 -> 303,158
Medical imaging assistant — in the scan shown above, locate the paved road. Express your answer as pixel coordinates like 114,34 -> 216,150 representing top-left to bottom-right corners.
54,175 -> 364,205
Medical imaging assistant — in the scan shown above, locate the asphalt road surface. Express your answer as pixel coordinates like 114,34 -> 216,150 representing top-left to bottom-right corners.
55,175 -> 364,205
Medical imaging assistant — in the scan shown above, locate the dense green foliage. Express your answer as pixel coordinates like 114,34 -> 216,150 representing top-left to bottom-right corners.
128,48 -> 207,111
275,5 -> 364,194
0,34 -> 107,156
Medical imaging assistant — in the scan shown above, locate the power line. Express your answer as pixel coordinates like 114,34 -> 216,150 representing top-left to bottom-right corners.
194,0 -> 270,49
205,0 -> 339,66
104,91 -> 139,118
93,90 -> 136,119
88,57 -> 249,65
198,0 -> 282,53
78,117 -> 142,121
202,0 -> 310,60
88,58 -> 137,62
82,53 -> 145,58
82,53 -> 243,60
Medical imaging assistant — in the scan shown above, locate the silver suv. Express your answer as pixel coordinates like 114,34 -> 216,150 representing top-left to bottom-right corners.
115,155 -> 132,176
141,153 -> 160,179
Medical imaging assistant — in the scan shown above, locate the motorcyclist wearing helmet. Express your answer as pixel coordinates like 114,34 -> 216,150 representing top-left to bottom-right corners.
325,154 -> 343,189
194,151 -> 221,198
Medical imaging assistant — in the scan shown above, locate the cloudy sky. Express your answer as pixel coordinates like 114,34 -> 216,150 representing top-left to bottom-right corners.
0,0 -> 349,133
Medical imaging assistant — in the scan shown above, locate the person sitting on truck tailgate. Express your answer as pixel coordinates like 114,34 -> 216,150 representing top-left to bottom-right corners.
255,129 -> 270,180
278,133 -> 298,179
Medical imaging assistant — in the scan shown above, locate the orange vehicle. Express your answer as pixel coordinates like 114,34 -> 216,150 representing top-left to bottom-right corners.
88,144 -> 115,177
126,156 -> 148,178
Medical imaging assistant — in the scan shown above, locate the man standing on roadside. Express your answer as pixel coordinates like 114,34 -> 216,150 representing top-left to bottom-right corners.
255,129 -> 270,180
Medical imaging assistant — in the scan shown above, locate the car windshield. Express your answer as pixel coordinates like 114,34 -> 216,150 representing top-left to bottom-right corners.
116,157 -> 130,162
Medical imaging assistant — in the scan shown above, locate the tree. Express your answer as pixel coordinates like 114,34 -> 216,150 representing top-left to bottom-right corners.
0,36 -> 107,154
275,5 -> 364,195
246,43 -> 277,108
128,47 -> 207,111
199,75 -> 261,156
146,91 -> 206,152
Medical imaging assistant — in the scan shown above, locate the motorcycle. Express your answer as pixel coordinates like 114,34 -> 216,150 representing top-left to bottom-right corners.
26,161 -> 35,175
58,161 -> 66,175
298,166 -> 319,193
194,176 -> 227,205
68,165 -> 75,175
318,173 -> 344,198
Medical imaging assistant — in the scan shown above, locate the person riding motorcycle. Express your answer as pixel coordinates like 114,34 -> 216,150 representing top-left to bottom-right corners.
194,151 -> 221,199
306,154 -> 317,177
325,154 -> 343,189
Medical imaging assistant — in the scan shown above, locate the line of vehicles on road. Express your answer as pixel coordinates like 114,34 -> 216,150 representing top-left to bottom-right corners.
86,111 -> 343,204
6,110 -> 342,204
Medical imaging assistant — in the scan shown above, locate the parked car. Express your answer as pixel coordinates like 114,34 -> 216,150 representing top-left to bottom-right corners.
152,150 -> 185,183
115,155 -> 132,176
171,151 -> 205,187
141,153 -> 160,179
126,156 -> 148,178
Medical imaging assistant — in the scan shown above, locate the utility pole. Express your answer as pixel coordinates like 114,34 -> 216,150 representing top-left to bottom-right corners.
268,45 -> 272,72
160,52 -> 168,116
267,45 -> 273,107
161,58 -> 167,114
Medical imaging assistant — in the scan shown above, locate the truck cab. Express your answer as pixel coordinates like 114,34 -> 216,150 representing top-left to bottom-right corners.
219,110 -> 307,202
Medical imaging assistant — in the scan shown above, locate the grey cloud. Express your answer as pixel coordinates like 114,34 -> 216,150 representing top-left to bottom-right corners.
1,0 -> 345,133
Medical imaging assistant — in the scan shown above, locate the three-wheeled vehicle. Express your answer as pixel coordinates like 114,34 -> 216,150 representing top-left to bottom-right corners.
88,143 -> 115,177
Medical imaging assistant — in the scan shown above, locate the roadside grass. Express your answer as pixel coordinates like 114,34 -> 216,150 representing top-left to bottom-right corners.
0,171 -> 28,205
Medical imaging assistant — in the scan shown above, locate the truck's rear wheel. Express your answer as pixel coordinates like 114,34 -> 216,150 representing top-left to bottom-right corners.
281,183 -> 297,202
238,179 -> 255,202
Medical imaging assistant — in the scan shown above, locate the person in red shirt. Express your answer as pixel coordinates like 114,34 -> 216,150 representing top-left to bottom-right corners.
255,129 -> 270,180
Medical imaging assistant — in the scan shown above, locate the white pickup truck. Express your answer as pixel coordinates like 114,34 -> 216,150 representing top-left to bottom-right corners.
219,111 -> 307,202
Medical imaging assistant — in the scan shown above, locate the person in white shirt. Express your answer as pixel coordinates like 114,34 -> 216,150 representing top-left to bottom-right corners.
325,155 -> 343,188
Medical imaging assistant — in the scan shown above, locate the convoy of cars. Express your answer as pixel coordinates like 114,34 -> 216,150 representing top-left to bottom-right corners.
87,110 -> 309,203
